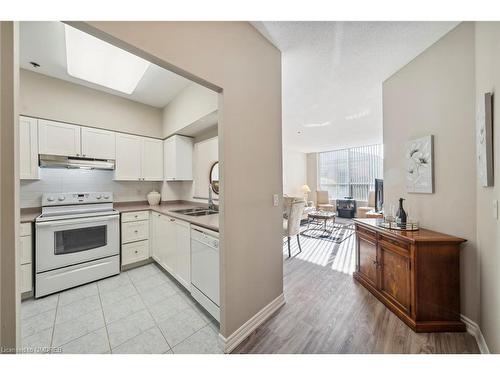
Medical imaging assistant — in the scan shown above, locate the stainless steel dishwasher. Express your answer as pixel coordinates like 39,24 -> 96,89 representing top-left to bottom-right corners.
190,225 -> 220,321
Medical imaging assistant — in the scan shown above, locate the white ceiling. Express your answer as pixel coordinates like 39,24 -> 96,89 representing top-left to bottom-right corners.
19,21 -> 191,108
252,21 -> 459,153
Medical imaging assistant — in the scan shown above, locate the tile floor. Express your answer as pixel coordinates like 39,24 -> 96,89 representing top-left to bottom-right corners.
20,263 -> 223,354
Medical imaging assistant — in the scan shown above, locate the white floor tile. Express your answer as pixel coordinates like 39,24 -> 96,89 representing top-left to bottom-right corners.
157,308 -> 208,347
52,309 -> 105,347
101,294 -> 146,324
58,282 -> 98,307
107,309 -> 155,348
112,327 -> 170,354
55,294 -> 101,325
21,327 -> 53,354
21,294 -> 59,321
132,272 -> 168,294
57,328 -> 110,354
172,325 -> 224,354
99,283 -> 138,306
21,309 -> 56,338
97,272 -> 132,294
148,293 -> 192,322
139,282 -> 177,308
126,264 -> 160,283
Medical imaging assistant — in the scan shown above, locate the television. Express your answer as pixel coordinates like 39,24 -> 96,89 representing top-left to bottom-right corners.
375,178 -> 383,212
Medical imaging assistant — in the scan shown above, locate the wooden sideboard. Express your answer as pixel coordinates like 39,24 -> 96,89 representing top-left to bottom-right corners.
353,219 -> 466,332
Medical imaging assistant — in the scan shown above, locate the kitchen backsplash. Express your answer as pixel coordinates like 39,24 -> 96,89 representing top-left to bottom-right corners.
20,168 -> 162,208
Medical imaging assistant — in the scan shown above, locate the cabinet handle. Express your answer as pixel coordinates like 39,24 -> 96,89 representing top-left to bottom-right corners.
134,250 -> 138,254
170,218 -> 175,222
134,230 -> 138,233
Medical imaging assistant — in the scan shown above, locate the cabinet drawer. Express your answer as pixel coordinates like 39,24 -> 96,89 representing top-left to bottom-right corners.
379,234 -> 410,252
122,240 -> 149,266
20,263 -> 32,294
121,211 -> 150,223
20,222 -> 32,237
19,236 -> 32,265
122,220 -> 149,243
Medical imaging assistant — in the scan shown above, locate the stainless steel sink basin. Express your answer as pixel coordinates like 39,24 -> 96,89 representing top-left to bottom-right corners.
172,207 -> 218,216
184,209 -> 218,216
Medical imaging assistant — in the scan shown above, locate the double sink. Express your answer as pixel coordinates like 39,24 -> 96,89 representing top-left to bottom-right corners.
172,207 -> 218,217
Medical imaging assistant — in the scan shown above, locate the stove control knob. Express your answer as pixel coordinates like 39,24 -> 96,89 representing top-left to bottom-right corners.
47,196 -> 55,202
104,194 -> 110,200
96,194 -> 102,200
58,196 -> 66,202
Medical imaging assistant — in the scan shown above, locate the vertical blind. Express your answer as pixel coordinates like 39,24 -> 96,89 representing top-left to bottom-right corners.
318,144 -> 383,201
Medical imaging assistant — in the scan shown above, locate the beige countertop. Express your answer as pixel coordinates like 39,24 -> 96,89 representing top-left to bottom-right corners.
114,200 -> 219,232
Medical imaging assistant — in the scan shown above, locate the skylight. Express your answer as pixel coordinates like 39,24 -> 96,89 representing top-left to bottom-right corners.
64,25 -> 150,94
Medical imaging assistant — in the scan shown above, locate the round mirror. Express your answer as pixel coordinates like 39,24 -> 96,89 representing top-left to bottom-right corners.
209,162 -> 219,194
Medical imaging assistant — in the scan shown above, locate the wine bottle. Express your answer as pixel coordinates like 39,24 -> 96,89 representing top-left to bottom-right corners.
395,198 -> 407,227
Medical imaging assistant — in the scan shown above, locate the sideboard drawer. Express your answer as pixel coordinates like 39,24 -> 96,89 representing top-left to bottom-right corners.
356,224 -> 377,240
122,220 -> 149,243
379,234 -> 410,252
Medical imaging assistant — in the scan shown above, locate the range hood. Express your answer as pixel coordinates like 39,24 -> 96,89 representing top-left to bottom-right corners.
39,154 -> 115,170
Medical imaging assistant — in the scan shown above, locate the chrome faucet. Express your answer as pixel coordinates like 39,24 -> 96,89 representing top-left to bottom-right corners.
208,184 -> 216,211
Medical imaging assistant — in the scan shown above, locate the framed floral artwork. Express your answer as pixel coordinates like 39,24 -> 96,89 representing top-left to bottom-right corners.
406,135 -> 434,193
477,92 -> 494,187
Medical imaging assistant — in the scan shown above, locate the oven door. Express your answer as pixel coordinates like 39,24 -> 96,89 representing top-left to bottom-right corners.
36,214 -> 119,272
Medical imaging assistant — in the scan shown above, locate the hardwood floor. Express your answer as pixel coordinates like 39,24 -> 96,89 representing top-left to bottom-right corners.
234,223 -> 479,354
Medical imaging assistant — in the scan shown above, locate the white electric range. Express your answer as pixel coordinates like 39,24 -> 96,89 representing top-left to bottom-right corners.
35,192 -> 120,298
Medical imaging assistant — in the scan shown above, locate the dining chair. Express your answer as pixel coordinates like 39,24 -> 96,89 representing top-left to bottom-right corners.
284,200 -> 305,258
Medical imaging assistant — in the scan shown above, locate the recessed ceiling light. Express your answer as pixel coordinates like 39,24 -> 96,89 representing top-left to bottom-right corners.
303,121 -> 331,128
64,24 -> 150,94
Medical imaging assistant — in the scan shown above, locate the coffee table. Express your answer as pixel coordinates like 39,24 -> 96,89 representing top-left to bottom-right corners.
307,210 -> 336,235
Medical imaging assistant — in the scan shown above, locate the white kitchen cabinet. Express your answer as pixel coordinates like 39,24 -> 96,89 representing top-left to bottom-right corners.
115,133 -> 143,180
142,138 -> 164,181
19,223 -> 33,297
115,134 -> 163,181
153,213 -> 190,289
81,127 -> 116,160
19,116 -> 39,180
174,219 -> 191,288
121,210 -> 150,267
164,135 -> 193,181
38,119 -> 81,157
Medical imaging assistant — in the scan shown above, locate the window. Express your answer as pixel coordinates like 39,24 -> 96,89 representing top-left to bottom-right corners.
318,144 -> 383,201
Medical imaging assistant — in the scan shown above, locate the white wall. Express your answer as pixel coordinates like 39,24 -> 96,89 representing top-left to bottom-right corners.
20,169 -> 161,208
383,23 -> 479,323
20,69 -> 163,138
282,148 -> 307,197
162,82 -> 218,138
160,135 -> 219,203
474,21 -> 500,354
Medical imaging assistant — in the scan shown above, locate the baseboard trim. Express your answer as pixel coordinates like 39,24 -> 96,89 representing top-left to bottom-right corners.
461,314 -> 490,354
219,293 -> 285,353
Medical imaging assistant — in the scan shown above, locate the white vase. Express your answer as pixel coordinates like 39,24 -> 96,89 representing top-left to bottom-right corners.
147,191 -> 161,206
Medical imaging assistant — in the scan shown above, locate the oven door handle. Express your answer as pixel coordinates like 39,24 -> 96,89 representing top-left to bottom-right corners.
36,215 -> 119,227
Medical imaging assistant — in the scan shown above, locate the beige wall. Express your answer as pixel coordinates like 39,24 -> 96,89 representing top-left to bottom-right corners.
383,23 -> 479,324
20,69 -> 163,138
0,21 -> 20,351
474,22 -> 500,353
162,82 -> 218,138
283,148 -> 307,197
72,21 -> 283,340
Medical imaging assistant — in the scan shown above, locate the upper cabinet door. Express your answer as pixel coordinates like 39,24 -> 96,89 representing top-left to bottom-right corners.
164,135 -> 193,181
19,116 -> 39,180
115,133 -> 142,180
142,137 -> 163,181
81,127 -> 116,160
38,119 -> 81,157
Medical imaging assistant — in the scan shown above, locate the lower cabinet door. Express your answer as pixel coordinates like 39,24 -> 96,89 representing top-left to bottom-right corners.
158,215 -> 176,274
20,263 -> 32,294
174,219 -> 191,289
122,240 -> 149,266
357,233 -> 378,287
378,243 -> 411,313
